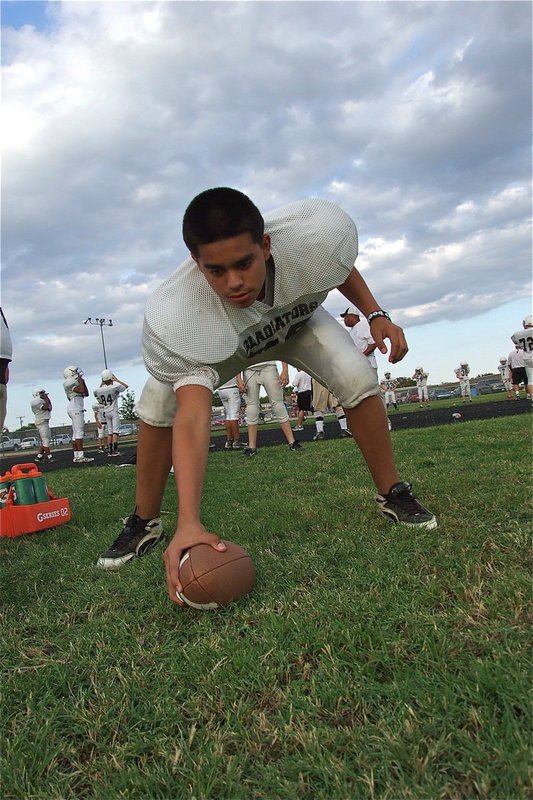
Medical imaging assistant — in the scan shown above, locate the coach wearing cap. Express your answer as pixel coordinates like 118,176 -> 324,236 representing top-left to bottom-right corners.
341,307 -> 379,373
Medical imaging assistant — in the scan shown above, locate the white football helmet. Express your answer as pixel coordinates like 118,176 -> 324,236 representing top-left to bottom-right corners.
385,372 -> 391,377
499,357 -> 507,363
460,360 -> 469,366
32,388 -> 46,397
523,314 -> 533,327
101,369 -> 113,382
416,366 -> 423,371
63,366 -> 79,379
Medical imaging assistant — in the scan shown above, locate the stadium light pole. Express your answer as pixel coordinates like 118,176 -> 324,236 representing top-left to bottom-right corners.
83,317 -> 113,369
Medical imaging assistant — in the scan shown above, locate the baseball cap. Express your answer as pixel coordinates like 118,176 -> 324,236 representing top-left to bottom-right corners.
340,307 -> 360,318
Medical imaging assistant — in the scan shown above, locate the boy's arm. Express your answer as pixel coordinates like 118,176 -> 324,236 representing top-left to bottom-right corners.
163,383 -> 226,605
112,375 -> 129,389
338,268 -> 408,363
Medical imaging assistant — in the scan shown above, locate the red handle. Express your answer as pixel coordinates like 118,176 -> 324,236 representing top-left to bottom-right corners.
10,463 -> 40,477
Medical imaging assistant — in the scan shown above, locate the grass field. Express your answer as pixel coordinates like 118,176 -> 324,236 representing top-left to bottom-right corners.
2,415 -> 531,799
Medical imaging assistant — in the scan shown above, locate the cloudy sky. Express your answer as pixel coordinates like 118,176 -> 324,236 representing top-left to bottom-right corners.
1,0 -> 531,431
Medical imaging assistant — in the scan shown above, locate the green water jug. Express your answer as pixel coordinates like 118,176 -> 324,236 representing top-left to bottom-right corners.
11,475 -> 36,505
9,463 -> 49,506
32,474 -> 50,503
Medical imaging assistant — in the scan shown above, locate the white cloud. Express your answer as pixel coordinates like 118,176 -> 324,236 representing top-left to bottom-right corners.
1,0 -> 531,428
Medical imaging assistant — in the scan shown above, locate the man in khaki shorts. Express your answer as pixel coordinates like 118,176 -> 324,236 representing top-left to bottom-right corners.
311,379 -> 352,441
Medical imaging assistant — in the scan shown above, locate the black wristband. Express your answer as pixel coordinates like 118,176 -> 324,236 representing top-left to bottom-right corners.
367,310 -> 391,324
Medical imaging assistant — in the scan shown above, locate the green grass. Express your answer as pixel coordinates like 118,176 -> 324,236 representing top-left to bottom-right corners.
1,416 -> 531,799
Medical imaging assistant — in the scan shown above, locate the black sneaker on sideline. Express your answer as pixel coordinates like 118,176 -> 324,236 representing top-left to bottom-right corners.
241,447 -> 257,458
340,429 -> 352,438
312,431 -> 325,441
375,482 -> 437,529
97,514 -> 165,570
288,440 -> 304,453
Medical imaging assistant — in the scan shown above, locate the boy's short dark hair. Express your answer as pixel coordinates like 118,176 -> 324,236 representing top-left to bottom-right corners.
182,187 -> 265,256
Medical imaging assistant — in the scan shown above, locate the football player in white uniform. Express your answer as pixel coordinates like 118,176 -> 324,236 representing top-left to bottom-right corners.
380,372 -> 399,411
63,366 -> 93,463
97,188 -> 437,580
510,314 -> 533,401
311,378 -> 352,440
31,388 -> 53,463
454,361 -> 472,402
497,357 -> 514,400
92,401 -> 107,452
217,377 -> 244,450
237,361 -> 300,456
412,367 -> 430,407
94,370 -> 128,455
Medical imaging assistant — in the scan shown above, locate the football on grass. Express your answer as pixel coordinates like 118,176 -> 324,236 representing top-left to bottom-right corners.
177,540 -> 256,610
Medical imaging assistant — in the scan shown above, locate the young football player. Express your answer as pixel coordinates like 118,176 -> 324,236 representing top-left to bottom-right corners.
510,315 -> 533,401
92,401 -> 108,452
380,372 -> 399,411
236,361 -> 301,456
497,357 -> 514,400
94,370 -> 128,455
412,367 -> 430,407
63,366 -> 93,463
217,376 -> 244,450
97,188 -> 437,591
31,388 -> 53,463
454,361 -> 472,402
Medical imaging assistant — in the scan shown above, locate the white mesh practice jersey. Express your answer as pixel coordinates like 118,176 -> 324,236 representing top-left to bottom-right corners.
497,363 -> 509,381
92,401 -> 107,418
455,367 -> 470,380
143,198 -> 358,392
511,328 -> 533,367
292,370 -> 312,392
93,382 -> 126,412
63,377 -> 84,410
381,378 -> 397,391
31,396 -> 51,423
414,371 -> 428,386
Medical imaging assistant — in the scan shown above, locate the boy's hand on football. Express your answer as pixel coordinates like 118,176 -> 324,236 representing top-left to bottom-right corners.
163,524 -> 226,605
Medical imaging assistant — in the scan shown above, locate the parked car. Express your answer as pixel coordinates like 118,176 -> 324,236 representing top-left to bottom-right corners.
430,388 -> 455,401
53,433 -> 71,446
20,436 -> 40,450
119,423 -> 137,436
475,379 -> 505,395
0,435 -> 20,452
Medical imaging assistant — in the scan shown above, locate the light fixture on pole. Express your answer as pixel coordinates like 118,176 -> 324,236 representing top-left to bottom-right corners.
83,317 -> 113,369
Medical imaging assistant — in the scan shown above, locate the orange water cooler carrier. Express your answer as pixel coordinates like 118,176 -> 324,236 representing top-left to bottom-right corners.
0,463 -> 71,538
